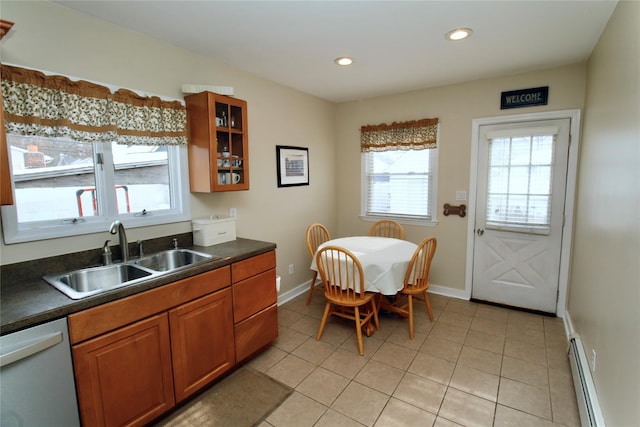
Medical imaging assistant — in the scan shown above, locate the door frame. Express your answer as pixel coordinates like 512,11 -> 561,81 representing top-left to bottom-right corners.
465,109 -> 581,317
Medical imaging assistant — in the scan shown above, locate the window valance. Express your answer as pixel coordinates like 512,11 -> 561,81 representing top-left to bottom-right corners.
360,118 -> 439,152
1,64 -> 187,146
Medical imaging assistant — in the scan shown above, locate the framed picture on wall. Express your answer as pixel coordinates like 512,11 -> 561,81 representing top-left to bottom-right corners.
276,145 -> 309,187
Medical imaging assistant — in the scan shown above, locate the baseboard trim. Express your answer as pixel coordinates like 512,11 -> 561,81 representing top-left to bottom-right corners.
428,284 -> 468,300
277,280 -> 312,306
278,281 -> 468,306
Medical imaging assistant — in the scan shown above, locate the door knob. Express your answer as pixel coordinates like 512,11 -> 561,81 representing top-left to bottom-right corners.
477,228 -> 485,236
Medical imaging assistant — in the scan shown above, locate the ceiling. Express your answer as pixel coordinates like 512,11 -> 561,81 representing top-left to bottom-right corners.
54,1 -> 617,103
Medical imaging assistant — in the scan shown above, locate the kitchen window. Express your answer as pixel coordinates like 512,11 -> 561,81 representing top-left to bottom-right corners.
2,135 -> 190,243
1,64 -> 190,243
360,118 -> 439,225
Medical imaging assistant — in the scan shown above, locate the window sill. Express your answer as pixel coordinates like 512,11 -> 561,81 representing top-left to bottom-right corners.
360,215 -> 438,228
1,210 -> 191,244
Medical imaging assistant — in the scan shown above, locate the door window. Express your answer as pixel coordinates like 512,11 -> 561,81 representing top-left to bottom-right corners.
485,127 -> 558,234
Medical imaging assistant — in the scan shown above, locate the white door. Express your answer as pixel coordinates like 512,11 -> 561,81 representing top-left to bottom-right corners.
472,119 -> 570,313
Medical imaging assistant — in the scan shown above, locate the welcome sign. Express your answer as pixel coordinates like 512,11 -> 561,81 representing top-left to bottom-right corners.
501,86 -> 549,109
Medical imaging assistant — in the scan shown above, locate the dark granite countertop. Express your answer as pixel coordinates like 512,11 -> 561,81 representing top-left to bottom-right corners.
1,237 -> 276,336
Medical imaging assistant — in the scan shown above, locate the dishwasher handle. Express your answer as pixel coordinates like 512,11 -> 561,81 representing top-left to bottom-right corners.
0,332 -> 63,368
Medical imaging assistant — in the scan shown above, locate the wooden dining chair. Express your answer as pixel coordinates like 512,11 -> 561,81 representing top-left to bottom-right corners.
389,236 -> 437,339
315,246 -> 379,355
305,223 -> 331,305
368,219 -> 405,240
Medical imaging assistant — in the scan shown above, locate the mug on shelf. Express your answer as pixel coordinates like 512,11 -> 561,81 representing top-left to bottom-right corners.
232,156 -> 242,168
221,152 -> 231,167
218,172 -> 241,185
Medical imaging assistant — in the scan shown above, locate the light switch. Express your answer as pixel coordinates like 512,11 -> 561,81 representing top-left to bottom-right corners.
456,191 -> 467,201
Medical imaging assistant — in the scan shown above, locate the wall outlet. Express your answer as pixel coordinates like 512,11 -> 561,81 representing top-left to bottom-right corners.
229,207 -> 237,218
591,349 -> 597,372
288,264 -> 294,275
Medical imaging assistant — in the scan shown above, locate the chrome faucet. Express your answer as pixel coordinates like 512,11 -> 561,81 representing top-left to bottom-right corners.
109,220 -> 129,263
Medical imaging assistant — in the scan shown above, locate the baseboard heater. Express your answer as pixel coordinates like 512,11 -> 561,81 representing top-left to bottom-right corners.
568,334 -> 606,427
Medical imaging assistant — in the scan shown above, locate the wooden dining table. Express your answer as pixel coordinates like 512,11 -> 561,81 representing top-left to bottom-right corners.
310,236 -> 418,335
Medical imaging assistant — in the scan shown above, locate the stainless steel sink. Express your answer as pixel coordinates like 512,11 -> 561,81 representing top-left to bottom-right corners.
135,249 -> 215,272
44,264 -> 157,300
44,249 -> 218,300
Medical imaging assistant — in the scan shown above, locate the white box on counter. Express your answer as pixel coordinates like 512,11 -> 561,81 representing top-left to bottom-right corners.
192,216 -> 236,246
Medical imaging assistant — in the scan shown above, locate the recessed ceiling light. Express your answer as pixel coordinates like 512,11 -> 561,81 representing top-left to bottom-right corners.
445,28 -> 473,41
334,57 -> 354,66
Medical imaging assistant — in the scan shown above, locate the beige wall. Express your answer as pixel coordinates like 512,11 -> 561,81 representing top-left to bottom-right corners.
0,1 -> 337,294
335,66 -> 586,291
568,1 -> 640,424
0,1 -> 590,297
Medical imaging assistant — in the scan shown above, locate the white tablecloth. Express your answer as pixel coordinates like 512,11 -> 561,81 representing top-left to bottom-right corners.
310,236 -> 418,295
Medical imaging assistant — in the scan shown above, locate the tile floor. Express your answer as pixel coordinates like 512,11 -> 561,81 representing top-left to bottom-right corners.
248,292 -> 581,427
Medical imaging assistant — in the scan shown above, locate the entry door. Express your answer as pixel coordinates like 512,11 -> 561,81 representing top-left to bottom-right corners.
472,119 -> 570,313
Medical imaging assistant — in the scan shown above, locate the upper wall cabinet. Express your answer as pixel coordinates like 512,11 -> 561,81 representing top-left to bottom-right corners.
0,19 -> 14,206
185,92 -> 249,192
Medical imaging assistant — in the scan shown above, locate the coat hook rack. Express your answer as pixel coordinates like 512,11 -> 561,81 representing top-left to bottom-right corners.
443,203 -> 466,217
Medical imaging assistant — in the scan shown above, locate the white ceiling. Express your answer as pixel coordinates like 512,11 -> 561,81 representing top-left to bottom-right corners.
54,1 -> 617,103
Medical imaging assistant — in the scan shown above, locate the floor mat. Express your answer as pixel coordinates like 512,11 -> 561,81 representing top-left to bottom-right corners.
153,366 -> 293,427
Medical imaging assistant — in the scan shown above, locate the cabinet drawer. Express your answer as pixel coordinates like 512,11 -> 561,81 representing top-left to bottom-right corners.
231,251 -> 276,283
234,304 -> 278,363
233,269 -> 277,323
69,267 -> 230,344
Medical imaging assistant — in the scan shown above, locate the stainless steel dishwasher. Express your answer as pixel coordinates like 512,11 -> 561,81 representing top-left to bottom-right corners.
1,317 -> 81,427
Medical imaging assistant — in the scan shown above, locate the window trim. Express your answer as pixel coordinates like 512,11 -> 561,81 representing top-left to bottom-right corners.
360,147 -> 439,227
1,143 -> 191,244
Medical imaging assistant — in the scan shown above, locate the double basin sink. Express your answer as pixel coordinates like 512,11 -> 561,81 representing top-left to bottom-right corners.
44,249 -> 218,300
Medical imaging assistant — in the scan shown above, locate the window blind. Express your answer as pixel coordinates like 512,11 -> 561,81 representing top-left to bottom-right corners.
364,149 -> 432,219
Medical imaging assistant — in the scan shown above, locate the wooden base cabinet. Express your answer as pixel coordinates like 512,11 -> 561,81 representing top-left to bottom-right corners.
69,268 -> 234,427
72,314 -> 175,427
68,250 -> 279,426
169,288 -> 235,402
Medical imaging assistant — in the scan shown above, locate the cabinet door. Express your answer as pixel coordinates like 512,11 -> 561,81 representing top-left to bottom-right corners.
72,313 -> 174,427
0,88 -> 14,205
214,96 -> 248,190
169,287 -> 235,402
